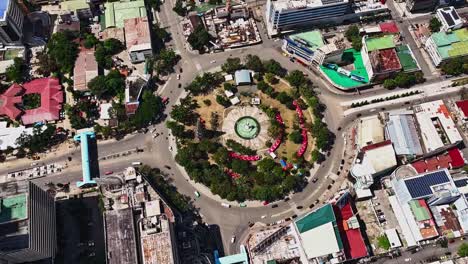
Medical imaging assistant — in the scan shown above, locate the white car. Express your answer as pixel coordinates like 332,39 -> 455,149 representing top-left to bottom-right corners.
210,60 -> 216,64
177,74 -> 180,80
221,203 -> 231,208
231,236 -> 236,243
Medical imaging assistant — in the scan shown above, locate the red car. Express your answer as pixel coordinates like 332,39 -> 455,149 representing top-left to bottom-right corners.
262,201 -> 269,206
104,171 -> 113,175
162,97 -> 169,105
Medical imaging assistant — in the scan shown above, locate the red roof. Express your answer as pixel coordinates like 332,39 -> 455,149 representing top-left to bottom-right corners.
125,102 -> 139,115
0,83 -> 23,120
361,140 -> 392,152
411,148 -> 465,173
333,194 -> 368,260
456,100 -> 468,118
379,22 -> 399,34
21,78 -> 63,125
377,48 -> 402,72
448,148 -> 465,168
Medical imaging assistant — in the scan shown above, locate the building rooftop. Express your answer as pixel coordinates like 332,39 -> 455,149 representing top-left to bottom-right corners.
0,83 -> 23,121
365,35 -> 396,52
357,115 -> 384,148
414,100 -> 463,153
411,148 -> 465,173
289,30 -> 324,51
142,232 -> 174,264
74,47 -> 98,91
124,17 -> 151,51
105,208 -> 138,264
0,194 -> 27,225
271,0 -> 348,12
431,28 -> 468,59
103,0 -> 146,28
352,140 -> 397,177
436,6 -> 463,30
0,122 -> 35,150
456,100 -> 468,119
379,21 -> 399,34
234,70 -> 252,85
396,45 -> 419,72
385,113 -> 423,156
370,48 -> 402,73
60,0 -> 90,14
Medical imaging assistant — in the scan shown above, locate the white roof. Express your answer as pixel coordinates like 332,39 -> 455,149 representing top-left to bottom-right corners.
224,74 -> 233,81
300,222 -> 340,259
230,97 -> 240,105
100,103 -> 112,120
414,100 -> 462,153
388,195 -> 418,247
224,90 -> 234,98
272,0 -> 348,12
357,115 -> 384,148
384,228 -> 402,248
0,122 -> 35,151
436,6 -> 463,30
357,143 -> 397,175
145,200 -> 161,217
355,187 -> 373,199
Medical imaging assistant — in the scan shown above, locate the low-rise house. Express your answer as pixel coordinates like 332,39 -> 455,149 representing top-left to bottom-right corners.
124,17 -> 152,64
74,47 -> 98,92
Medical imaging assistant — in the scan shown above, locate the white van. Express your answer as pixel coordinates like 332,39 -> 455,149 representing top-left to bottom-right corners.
221,203 -> 231,208
132,162 -> 142,166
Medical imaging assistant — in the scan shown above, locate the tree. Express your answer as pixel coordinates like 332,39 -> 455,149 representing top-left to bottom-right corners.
245,54 -> 264,73
16,124 -> 57,154
377,235 -> 391,250
216,95 -> 231,107
132,90 -> 164,128
88,70 -> 125,99
94,38 -> 125,69
345,25 -> 360,41
83,33 -> 99,49
286,70 -> 307,88
221,57 -> 243,74
265,73 -> 278,84
383,79 -> 396,89
6,58 -> 28,83
458,243 -> 468,257
288,131 -> 302,144
173,0 -> 186,16
187,26 -> 212,52
46,31 -> 79,74
351,38 -> 363,51
268,122 -> 283,138
35,52 -> 58,76
441,58 -> 468,76
153,49 -> 179,76
264,59 -> 286,77
429,17 -> 442,32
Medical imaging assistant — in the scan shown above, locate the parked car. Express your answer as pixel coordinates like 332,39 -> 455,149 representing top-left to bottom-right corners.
231,236 -> 236,243
312,177 -> 318,183
177,74 -> 181,80
296,205 -> 303,210
104,171 -> 113,175
194,191 -> 200,198
162,97 -> 169,105
271,204 -> 278,208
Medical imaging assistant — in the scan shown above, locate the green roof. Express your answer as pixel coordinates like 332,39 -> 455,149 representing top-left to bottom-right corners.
432,28 -> 468,59
104,0 -> 146,28
0,194 -> 27,224
320,48 -> 370,89
290,30 -> 324,51
396,45 -> 419,72
365,35 -> 395,52
409,200 -> 430,222
60,0 -> 90,12
218,246 -> 248,264
295,204 -> 335,233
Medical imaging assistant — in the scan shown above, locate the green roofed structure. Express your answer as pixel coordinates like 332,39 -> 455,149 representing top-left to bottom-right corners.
425,28 -> 468,66
60,0 -> 92,18
409,200 -> 431,221
396,45 -> 420,72
103,0 -> 147,28
294,204 -> 344,259
365,35 -> 395,52
0,193 -> 27,224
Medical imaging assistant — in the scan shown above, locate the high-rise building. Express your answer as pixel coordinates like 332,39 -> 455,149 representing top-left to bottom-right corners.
405,0 -> 437,12
0,0 -> 25,45
0,181 -> 56,263
265,0 -> 351,36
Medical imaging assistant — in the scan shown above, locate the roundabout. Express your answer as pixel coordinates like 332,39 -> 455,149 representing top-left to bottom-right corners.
222,106 -> 270,150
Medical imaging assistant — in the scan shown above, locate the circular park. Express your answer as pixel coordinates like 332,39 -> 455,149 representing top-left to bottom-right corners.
167,55 -> 333,202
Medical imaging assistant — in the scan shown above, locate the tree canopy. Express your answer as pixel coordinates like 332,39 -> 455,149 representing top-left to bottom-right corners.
187,26 -> 212,53
184,72 -> 223,95
44,31 -> 79,74
459,243 -> 468,257
88,70 -> 125,99
6,58 -> 28,83
345,25 -> 362,51
16,124 -> 57,154
245,54 -> 264,73
429,17 -> 442,32
94,38 -> 125,69
221,57 -> 243,74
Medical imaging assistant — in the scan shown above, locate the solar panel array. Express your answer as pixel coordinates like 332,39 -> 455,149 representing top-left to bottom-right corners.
404,170 -> 450,198
454,178 -> 468,188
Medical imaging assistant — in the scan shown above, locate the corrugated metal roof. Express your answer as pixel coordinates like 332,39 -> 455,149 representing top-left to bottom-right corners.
295,204 -> 335,233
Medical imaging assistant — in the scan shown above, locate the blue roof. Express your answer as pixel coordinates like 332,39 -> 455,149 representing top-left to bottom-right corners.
214,246 -> 248,264
455,178 -> 468,188
404,170 -> 451,199
386,114 -> 423,156
74,131 -> 97,188
234,70 -> 252,85
0,0 -> 9,20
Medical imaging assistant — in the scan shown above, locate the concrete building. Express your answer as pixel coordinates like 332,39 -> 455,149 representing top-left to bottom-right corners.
0,0 -> 25,45
413,100 -> 463,153
385,112 -> 424,157
73,47 -> 98,91
234,70 -> 253,86
390,169 -> 468,246
282,30 -> 325,66
405,0 -> 437,12
0,121 -> 34,150
265,0 -> 387,36
351,140 -> 397,199
103,0 -> 146,28
425,28 -> 468,66
125,74 -> 148,115
124,17 -> 152,64
60,0 -> 93,19
436,7 -> 464,32
356,115 -> 384,148
0,181 -> 56,263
